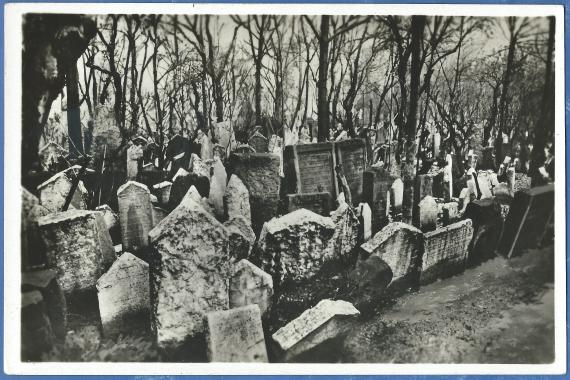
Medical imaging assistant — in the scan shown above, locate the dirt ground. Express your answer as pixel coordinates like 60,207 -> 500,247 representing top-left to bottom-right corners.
307,244 -> 555,364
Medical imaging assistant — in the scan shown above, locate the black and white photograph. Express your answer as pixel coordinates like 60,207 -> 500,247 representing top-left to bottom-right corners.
5,2 -> 565,374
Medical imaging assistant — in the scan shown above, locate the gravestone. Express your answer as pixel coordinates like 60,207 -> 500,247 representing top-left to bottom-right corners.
249,131 -> 269,153
210,158 -> 227,216
37,170 -> 88,212
152,206 -> 168,227
506,167 -> 516,194
412,174 -> 433,226
480,146 -> 495,170
22,268 -> 67,340
441,201 -> 460,225
21,189 -> 51,269
212,120 -> 237,158
169,168 -> 207,208
148,196 -> 230,351
200,134 -> 214,160
464,198 -> 504,267
229,259 -> 273,317
283,142 -> 337,198
189,153 -> 211,179
224,175 -> 251,224
272,299 -> 359,361
330,202 -> 361,263
335,139 -> 367,205
390,178 -> 404,220
96,252 -> 150,337
359,203 -> 372,241
37,210 -> 115,294
126,144 -> 144,180
228,153 -> 280,234
21,290 -> 55,361
224,216 -> 256,261
205,304 -> 268,362
346,255 -> 393,308
420,219 -> 473,285
359,222 -> 423,283
498,184 -> 554,258
39,142 -> 65,171
117,181 -> 154,252
475,171 -> 494,199
418,195 -> 437,232
95,204 -> 120,244
256,209 -> 335,283
362,167 -> 394,233
152,181 -> 172,205
285,192 -> 332,216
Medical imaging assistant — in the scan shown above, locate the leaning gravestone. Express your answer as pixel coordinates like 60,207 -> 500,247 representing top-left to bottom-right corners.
359,222 -> 423,283
148,196 -> 230,352
229,259 -> 273,317
390,178 -> 404,220
420,219 -> 473,285
152,181 -> 172,205
256,209 -> 335,283
272,299 -> 359,362
126,144 -> 144,180
464,198 -> 504,267
330,202 -> 361,263
200,134 -> 214,160
285,192 -> 332,216
95,204 -> 120,243
418,195 -> 438,232
117,181 -> 154,252
249,131 -> 269,153
224,175 -> 251,224
169,168 -> 192,208
205,304 -> 268,362
498,184 -> 554,258
37,170 -> 88,212
224,216 -> 256,261
37,210 -> 115,295
96,252 -> 150,337
335,139 -> 367,205
359,202 -> 372,241
362,167 -> 395,234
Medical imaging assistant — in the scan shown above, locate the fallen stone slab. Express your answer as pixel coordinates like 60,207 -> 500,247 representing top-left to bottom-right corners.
272,299 -> 359,361
230,259 -> 273,317
205,304 -> 268,362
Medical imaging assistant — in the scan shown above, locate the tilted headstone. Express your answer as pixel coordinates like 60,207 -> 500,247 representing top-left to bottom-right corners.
229,259 -> 273,317
272,299 -> 359,361
22,268 -> 67,340
200,134 -> 214,160
189,153 -> 211,180
418,195 -> 438,232
126,144 -> 144,180
37,171 -> 88,212
224,216 -> 256,261
117,181 -> 154,252
420,219 -> 473,285
330,202 -> 361,263
498,184 -> 554,258
256,209 -> 335,283
37,210 -> 115,294
362,167 -> 395,234
148,197 -> 230,351
152,181 -> 172,205
205,304 -> 268,362
228,153 -> 280,234
21,290 -> 55,361
285,192 -> 332,216
359,202 -> 372,241
169,168 -> 192,208
464,198 -> 504,267
212,120 -> 237,158
335,139 -> 367,205
209,158 -> 228,218
224,175 -> 251,224
249,131 -> 269,153
346,255 -> 393,308
96,252 -> 150,337
95,204 -> 121,244
390,178 -> 404,220
359,222 -> 423,283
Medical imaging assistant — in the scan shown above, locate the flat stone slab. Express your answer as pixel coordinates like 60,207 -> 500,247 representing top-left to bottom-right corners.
205,304 -> 268,362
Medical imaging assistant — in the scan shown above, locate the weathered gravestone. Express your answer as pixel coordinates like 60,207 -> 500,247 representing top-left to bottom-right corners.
126,144 -> 144,180
359,202 -> 372,241
330,202 -> 361,264
21,268 -> 66,340
228,153 -> 280,234
463,198 -> 504,267
37,170 -> 88,212
362,166 -> 395,234
38,142 -> 65,171
390,178 -> 404,220
205,304 -> 268,362
335,139 -> 367,205
283,142 -> 337,198
418,196 -> 438,232
152,181 -> 172,205
412,174 -> 433,227
209,158 -> 227,219
96,252 -> 150,337
224,216 -> 256,261
272,299 -> 359,362
21,290 -> 55,361
224,175 -> 251,224
148,197 -> 230,352
212,120 -> 237,158
95,204 -> 120,243
285,192 -> 332,216
498,184 -> 554,258
420,219 -> 473,285
229,259 -> 273,317
37,210 -> 115,295
256,209 -> 335,283
359,222 -> 423,284
200,134 -> 214,160
441,201 -> 460,226
345,255 -> 393,309
117,181 -> 154,252
169,168 -> 192,208
249,131 -> 269,153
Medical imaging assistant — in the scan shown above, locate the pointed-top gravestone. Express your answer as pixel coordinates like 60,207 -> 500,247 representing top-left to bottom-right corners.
200,134 -> 214,160
229,259 -> 273,317
96,252 -> 150,337
224,216 -> 256,261
127,144 -> 144,180
224,175 -> 251,224
189,153 -> 210,178
117,181 -> 153,252
38,170 -> 88,212
249,131 -> 269,153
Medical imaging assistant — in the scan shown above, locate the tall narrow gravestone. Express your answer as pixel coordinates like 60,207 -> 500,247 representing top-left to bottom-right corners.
205,304 -> 268,362
412,174 -> 433,227
37,210 -> 115,294
390,178 -> 404,220
148,197 -> 230,352
498,184 -> 554,258
420,219 -> 473,285
96,252 -> 150,337
117,181 -> 153,252
224,175 -> 251,224
362,167 -> 394,234
335,139 -> 367,205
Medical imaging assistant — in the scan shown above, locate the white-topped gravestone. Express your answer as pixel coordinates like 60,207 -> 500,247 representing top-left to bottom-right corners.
117,181 -> 153,252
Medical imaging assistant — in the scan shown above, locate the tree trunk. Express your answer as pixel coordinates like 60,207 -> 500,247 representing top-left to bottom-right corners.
66,63 -> 84,158
317,15 -> 330,142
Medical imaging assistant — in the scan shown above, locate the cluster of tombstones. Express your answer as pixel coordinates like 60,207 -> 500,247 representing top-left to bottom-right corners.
21,135 -> 554,362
